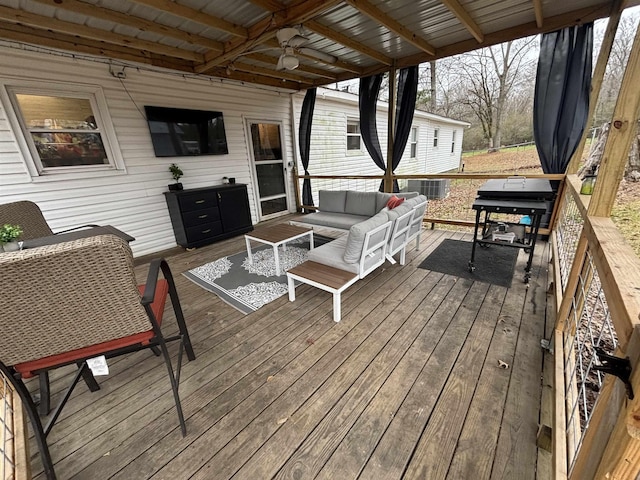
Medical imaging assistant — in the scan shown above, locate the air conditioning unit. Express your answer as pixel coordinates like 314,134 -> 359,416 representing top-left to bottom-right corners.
407,179 -> 451,199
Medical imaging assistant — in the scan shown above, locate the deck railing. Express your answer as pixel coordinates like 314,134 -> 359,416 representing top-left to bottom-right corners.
552,175 -> 640,479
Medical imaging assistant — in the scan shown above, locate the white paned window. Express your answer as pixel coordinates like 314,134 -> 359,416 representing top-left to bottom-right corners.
347,119 -> 361,151
5,84 -> 123,176
451,130 -> 456,153
433,128 -> 439,148
410,127 -> 418,158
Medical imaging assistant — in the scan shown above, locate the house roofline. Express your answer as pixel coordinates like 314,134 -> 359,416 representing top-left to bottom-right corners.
308,87 -> 471,127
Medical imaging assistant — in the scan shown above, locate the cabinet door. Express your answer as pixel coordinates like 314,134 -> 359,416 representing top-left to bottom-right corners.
218,187 -> 252,233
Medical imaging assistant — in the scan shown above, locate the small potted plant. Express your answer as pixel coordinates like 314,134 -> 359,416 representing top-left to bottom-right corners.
0,223 -> 23,252
168,163 -> 184,191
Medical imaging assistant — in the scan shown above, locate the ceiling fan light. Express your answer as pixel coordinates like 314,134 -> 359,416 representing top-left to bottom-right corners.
281,54 -> 299,70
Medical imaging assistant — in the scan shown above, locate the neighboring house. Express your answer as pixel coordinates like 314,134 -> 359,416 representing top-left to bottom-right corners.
0,46 -> 467,257
291,88 -> 470,203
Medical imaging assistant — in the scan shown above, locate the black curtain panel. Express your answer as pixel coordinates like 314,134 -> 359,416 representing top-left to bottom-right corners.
391,66 -> 419,192
534,23 -> 593,174
359,74 -> 386,190
299,87 -> 317,210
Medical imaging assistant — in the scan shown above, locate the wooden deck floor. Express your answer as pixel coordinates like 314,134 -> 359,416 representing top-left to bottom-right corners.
29,218 -> 552,480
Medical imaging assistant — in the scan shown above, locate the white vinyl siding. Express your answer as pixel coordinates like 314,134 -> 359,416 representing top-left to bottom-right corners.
0,46 -> 295,257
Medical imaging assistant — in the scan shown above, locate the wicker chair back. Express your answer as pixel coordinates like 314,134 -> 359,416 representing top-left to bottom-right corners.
0,200 -> 54,240
0,235 -> 150,366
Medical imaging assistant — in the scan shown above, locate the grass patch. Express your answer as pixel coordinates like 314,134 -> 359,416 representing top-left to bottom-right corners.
612,200 -> 640,257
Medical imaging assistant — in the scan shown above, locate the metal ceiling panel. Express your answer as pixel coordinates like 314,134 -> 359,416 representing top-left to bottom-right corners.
0,0 -> 629,90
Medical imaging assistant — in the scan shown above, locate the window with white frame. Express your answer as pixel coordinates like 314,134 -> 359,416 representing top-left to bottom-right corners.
410,126 -> 418,158
6,85 -> 122,175
451,130 -> 456,153
346,119 -> 361,151
433,128 -> 439,147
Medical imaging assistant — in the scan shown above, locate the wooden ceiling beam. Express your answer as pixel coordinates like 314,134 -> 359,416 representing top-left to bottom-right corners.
305,20 -> 392,66
0,21 -> 195,71
129,0 -> 248,38
246,0 -> 287,14
244,52 -> 339,79
206,67 -> 305,90
342,0 -> 436,55
0,5 -> 205,62
32,0 -> 224,53
196,0 -> 342,72
532,0 -> 544,28
440,0 -> 484,42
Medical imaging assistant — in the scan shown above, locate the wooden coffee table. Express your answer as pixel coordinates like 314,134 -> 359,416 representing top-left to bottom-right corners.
244,224 -> 314,276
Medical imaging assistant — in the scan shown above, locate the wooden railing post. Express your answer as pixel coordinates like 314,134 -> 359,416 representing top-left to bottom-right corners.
589,21 -> 640,217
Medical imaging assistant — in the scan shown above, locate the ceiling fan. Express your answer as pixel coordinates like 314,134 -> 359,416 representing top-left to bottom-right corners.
275,27 -> 337,71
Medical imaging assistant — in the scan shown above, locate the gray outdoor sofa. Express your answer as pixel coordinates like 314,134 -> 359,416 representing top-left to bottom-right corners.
287,189 -> 428,321
298,190 -> 419,230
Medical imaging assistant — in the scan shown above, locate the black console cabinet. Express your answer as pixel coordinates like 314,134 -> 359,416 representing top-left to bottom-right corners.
164,184 -> 253,248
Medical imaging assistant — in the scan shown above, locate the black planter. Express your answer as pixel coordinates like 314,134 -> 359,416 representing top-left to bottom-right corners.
168,182 -> 183,191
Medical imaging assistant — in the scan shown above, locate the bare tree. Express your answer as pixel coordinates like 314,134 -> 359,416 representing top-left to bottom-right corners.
455,37 -> 537,150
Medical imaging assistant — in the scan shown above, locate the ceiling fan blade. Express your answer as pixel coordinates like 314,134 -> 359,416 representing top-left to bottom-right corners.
297,47 -> 337,64
276,54 -> 285,71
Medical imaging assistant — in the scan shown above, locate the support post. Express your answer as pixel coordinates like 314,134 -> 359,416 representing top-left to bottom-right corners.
588,21 -> 640,216
566,0 -> 622,174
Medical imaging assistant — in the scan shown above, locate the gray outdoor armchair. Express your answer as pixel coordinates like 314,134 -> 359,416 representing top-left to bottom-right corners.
0,234 -> 195,479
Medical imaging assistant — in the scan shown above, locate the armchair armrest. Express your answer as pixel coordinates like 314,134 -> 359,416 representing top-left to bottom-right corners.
55,224 -> 101,235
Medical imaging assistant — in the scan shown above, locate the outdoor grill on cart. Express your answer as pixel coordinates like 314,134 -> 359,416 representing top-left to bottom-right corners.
469,177 -> 554,283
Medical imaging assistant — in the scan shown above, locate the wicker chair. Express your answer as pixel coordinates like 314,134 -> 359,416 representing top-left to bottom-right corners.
0,200 -> 99,240
0,234 -> 195,479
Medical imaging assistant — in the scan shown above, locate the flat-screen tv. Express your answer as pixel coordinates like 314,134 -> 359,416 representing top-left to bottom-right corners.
144,105 -> 228,157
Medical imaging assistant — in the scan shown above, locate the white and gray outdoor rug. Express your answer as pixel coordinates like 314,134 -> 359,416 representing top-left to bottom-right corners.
183,235 -> 333,314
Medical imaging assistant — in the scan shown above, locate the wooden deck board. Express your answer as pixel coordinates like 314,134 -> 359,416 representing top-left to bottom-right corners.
24,217 -> 548,480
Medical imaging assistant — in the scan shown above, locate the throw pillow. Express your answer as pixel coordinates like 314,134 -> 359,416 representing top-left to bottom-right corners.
386,195 -> 405,209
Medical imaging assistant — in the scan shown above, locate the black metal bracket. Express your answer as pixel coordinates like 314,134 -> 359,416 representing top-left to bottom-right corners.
593,347 -> 634,400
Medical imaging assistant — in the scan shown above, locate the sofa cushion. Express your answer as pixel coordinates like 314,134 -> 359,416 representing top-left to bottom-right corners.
398,191 -> 419,200
299,212 -> 369,230
386,203 -> 412,221
376,192 -> 393,212
345,191 -> 377,217
307,236 -> 359,274
343,210 -> 389,264
405,194 -> 427,208
319,190 -> 347,213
